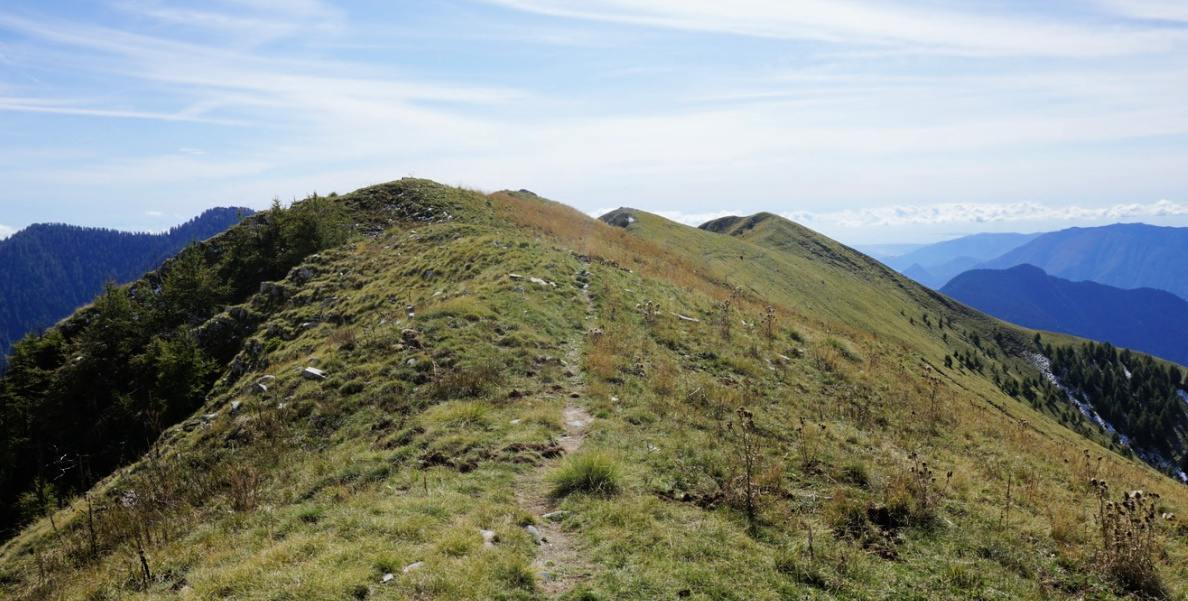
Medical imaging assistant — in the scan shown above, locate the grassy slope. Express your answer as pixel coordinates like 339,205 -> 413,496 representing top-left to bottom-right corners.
1,184 -> 1186,600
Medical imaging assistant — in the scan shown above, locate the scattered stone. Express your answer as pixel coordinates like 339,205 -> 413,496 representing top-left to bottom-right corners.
514,286 -> 525,293
777,354 -> 792,362
433,290 -> 443,297
508,273 -> 524,280
401,328 -> 424,349
529,277 -> 550,287
480,529 -> 497,548
671,312 -> 700,323
259,281 -> 289,298
525,525 -> 544,545
569,392 -> 580,399
382,573 -> 395,583
201,413 -> 218,423
300,322 -> 318,331
302,367 -> 327,381
257,383 -> 268,394
407,358 -> 418,367
563,370 -> 575,378
510,419 -> 522,424
402,561 -> 424,573
542,511 -> 571,521
230,401 -> 242,414
541,572 -> 554,582
611,396 -> 620,403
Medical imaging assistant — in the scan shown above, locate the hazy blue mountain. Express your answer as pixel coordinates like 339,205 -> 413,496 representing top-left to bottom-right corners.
900,255 -> 986,289
942,264 -> 1188,367
980,223 -> 1188,300
0,207 -> 252,361
883,232 -> 1041,272
881,232 -> 1042,288
851,242 -> 925,260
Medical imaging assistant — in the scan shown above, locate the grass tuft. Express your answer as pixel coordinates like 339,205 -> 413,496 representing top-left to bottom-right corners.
551,453 -> 622,498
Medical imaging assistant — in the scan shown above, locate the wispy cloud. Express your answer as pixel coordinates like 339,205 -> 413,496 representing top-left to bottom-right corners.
2,1 -> 1187,240
112,0 -> 345,43
1093,0 -> 1188,23
0,224 -> 15,240
478,0 -> 1188,57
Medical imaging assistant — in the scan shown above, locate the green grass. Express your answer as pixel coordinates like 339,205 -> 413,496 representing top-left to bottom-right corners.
551,453 -> 623,498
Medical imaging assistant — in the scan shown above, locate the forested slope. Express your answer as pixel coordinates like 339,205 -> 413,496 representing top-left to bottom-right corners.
0,207 -> 251,359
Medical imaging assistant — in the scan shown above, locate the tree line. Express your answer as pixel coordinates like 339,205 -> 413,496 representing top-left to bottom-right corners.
0,197 -> 349,539
0,207 -> 252,362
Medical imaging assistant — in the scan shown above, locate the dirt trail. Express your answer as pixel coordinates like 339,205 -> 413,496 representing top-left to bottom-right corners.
517,396 -> 594,596
513,266 -> 598,597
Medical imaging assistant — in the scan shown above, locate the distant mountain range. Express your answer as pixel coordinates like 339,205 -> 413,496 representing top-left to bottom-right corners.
0,207 -> 252,360
879,232 -> 1043,289
942,264 -> 1188,367
981,224 -> 1188,300
885,224 -> 1188,302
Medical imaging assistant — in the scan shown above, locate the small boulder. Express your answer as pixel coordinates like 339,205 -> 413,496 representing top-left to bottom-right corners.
402,561 -> 424,573
302,367 -> 327,381
525,525 -> 544,545
480,529 -> 497,548
401,329 -> 423,349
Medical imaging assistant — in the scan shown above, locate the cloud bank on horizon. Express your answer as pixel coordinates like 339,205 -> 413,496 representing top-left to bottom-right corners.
1,0 -> 1187,243
596,199 -> 1188,229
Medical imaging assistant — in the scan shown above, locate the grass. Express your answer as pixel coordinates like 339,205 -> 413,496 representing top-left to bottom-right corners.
551,453 -> 623,498
2,180 -> 1188,600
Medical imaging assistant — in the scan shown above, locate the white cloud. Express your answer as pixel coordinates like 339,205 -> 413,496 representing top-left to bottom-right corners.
635,200 -> 1188,229
479,0 -> 1188,57
0,224 -> 14,239
144,210 -> 164,217
788,199 -> 1188,228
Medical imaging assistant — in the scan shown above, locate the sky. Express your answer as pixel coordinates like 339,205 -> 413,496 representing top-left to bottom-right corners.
2,1 -> 1188,245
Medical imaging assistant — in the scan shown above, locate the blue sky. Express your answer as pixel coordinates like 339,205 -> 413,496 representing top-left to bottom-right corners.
2,0 -> 1188,244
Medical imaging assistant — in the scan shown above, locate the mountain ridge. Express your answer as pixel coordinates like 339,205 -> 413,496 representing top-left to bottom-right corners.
942,264 -> 1188,367
982,223 -> 1188,300
2,182 -> 1186,600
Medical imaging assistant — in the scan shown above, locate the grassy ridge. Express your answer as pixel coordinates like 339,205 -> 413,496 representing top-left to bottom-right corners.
0,182 -> 1185,600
